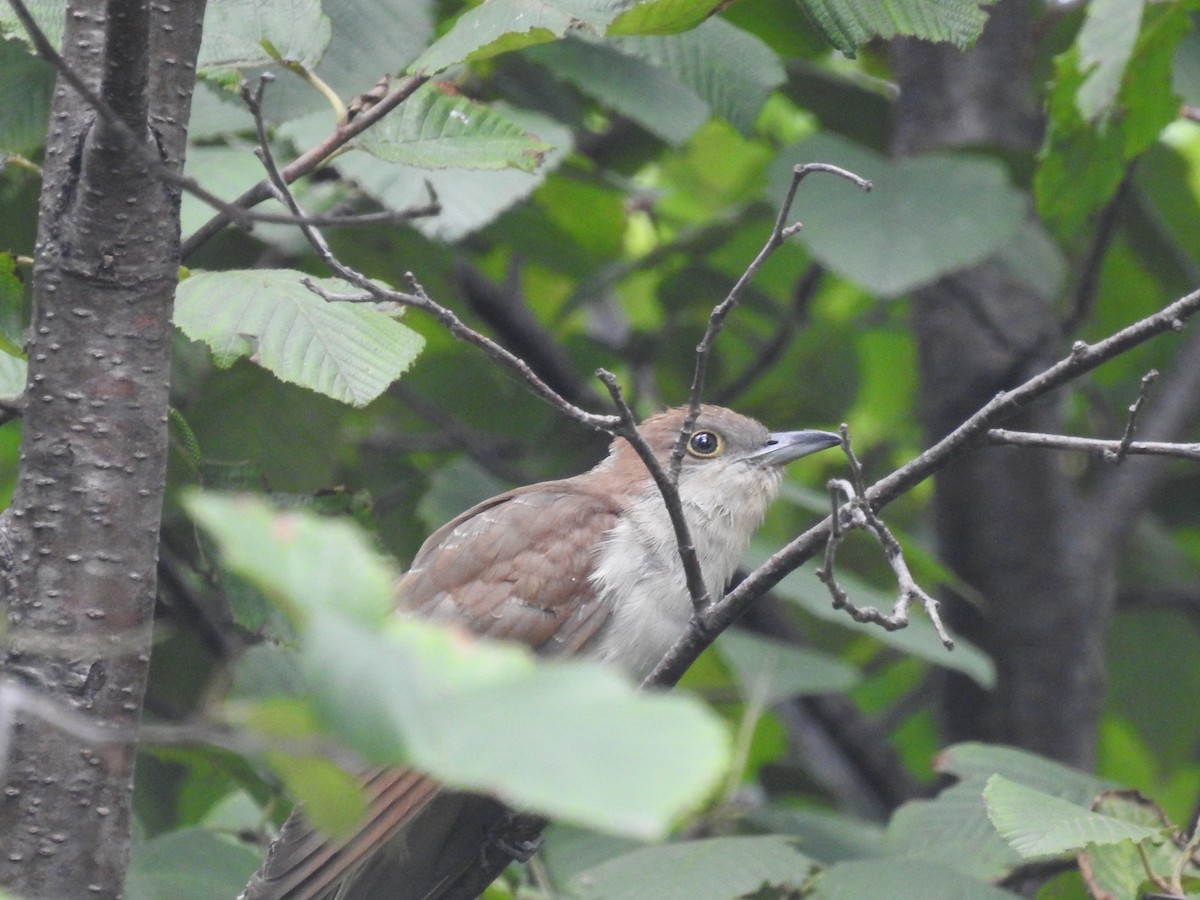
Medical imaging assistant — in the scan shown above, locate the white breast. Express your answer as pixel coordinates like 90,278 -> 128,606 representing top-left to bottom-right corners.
586,466 -> 782,679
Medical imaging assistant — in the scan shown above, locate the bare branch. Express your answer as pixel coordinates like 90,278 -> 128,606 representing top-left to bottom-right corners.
182,71 -> 430,257
596,370 -> 712,616
8,0 -> 435,238
987,429 -> 1200,461
239,76 -> 620,436
673,163 -> 871,478
646,286 -> 1200,687
1109,369 -> 1158,463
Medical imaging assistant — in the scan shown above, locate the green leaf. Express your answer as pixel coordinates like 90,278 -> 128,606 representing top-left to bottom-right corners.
263,753 -> 368,839
1036,2 -> 1189,235
302,613 -> 730,838
983,775 -> 1165,858
813,858 -> 1016,899
0,252 -> 26,358
799,0 -> 994,57
612,19 -> 786,134
885,743 -> 1115,880
184,492 -> 398,626
174,269 -> 424,407
409,0 -> 735,75
607,0 -> 740,35
327,105 -> 575,240
0,39 -> 54,156
198,0 -> 332,74
409,0 -> 618,76
716,629 -> 859,704
1080,790 -> 1189,899
568,835 -> 817,899
526,39 -> 711,144
358,83 -> 552,172
125,827 -> 262,900
769,134 -> 1026,296
0,353 -> 26,401
0,0 -> 64,51
1076,0 -> 1145,122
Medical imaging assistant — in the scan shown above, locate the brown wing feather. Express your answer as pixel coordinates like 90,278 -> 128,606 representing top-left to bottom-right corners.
399,482 -> 621,656
240,770 -> 442,900
243,482 -> 621,899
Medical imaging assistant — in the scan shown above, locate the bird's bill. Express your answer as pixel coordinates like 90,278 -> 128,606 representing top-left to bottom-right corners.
750,429 -> 842,466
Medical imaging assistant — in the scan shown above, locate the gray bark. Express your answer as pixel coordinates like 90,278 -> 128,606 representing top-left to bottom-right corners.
0,1 -> 206,896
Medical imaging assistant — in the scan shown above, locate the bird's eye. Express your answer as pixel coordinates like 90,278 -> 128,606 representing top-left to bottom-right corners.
687,430 -> 724,459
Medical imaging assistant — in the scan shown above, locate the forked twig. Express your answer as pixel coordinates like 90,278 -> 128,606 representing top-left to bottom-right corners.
815,427 -> 954,649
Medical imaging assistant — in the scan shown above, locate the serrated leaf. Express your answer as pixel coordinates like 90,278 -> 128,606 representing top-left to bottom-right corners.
569,835 -> 817,899
358,83 -> 551,171
885,743 -> 1115,880
799,0 -> 994,57
526,39 -> 710,144
184,491 -> 398,626
409,0 -> 616,76
1080,791 -> 1191,900
813,858 -> 1016,899
983,775 -> 1165,858
613,18 -> 785,134
327,105 -> 574,240
198,0 -> 331,73
174,269 -> 423,406
768,134 -> 1026,296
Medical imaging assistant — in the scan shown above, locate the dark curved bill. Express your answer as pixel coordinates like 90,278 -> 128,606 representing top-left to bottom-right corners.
750,429 -> 842,466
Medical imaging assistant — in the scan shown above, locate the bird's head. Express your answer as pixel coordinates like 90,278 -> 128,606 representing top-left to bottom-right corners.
605,405 -> 841,505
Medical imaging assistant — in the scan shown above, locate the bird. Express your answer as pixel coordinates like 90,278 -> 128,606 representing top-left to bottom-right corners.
240,405 -> 841,900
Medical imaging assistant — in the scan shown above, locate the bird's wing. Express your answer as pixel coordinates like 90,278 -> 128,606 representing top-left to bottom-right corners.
399,482 -> 622,656
242,484 -> 622,899
240,768 -> 442,900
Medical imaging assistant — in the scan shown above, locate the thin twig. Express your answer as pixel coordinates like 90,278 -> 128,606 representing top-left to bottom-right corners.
814,427 -> 953,648
671,164 -> 871,480
1061,170 -> 1131,336
1109,369 -> 1158,463
182,72 -> 430,257
0,680 -> 362,779
239,76 -> 620,436
986,429 -> 1200,461
7,0 -> 433,237
645,286 -> 1200,687
596,370 -> 712,614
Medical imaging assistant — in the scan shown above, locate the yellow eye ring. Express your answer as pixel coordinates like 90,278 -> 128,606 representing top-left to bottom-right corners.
686,430 -> 724,459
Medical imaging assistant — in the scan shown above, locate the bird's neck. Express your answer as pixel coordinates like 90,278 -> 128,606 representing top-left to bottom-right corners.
581,464 -> 783,678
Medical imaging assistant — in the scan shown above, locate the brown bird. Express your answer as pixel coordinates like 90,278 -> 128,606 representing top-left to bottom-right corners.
240,405 -> 840,900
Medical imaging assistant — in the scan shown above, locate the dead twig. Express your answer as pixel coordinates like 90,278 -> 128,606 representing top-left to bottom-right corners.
815,426 -> 953,649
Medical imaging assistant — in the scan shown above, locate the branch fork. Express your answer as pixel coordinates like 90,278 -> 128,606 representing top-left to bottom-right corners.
816,427 -> 954,649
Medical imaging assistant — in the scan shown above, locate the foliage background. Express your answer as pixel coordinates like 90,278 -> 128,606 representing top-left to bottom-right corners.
1,0 -> 1199,897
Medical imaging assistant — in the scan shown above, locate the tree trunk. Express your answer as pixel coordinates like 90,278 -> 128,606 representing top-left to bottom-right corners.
891,0 -> 1110,767
0,1 -> 205,896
